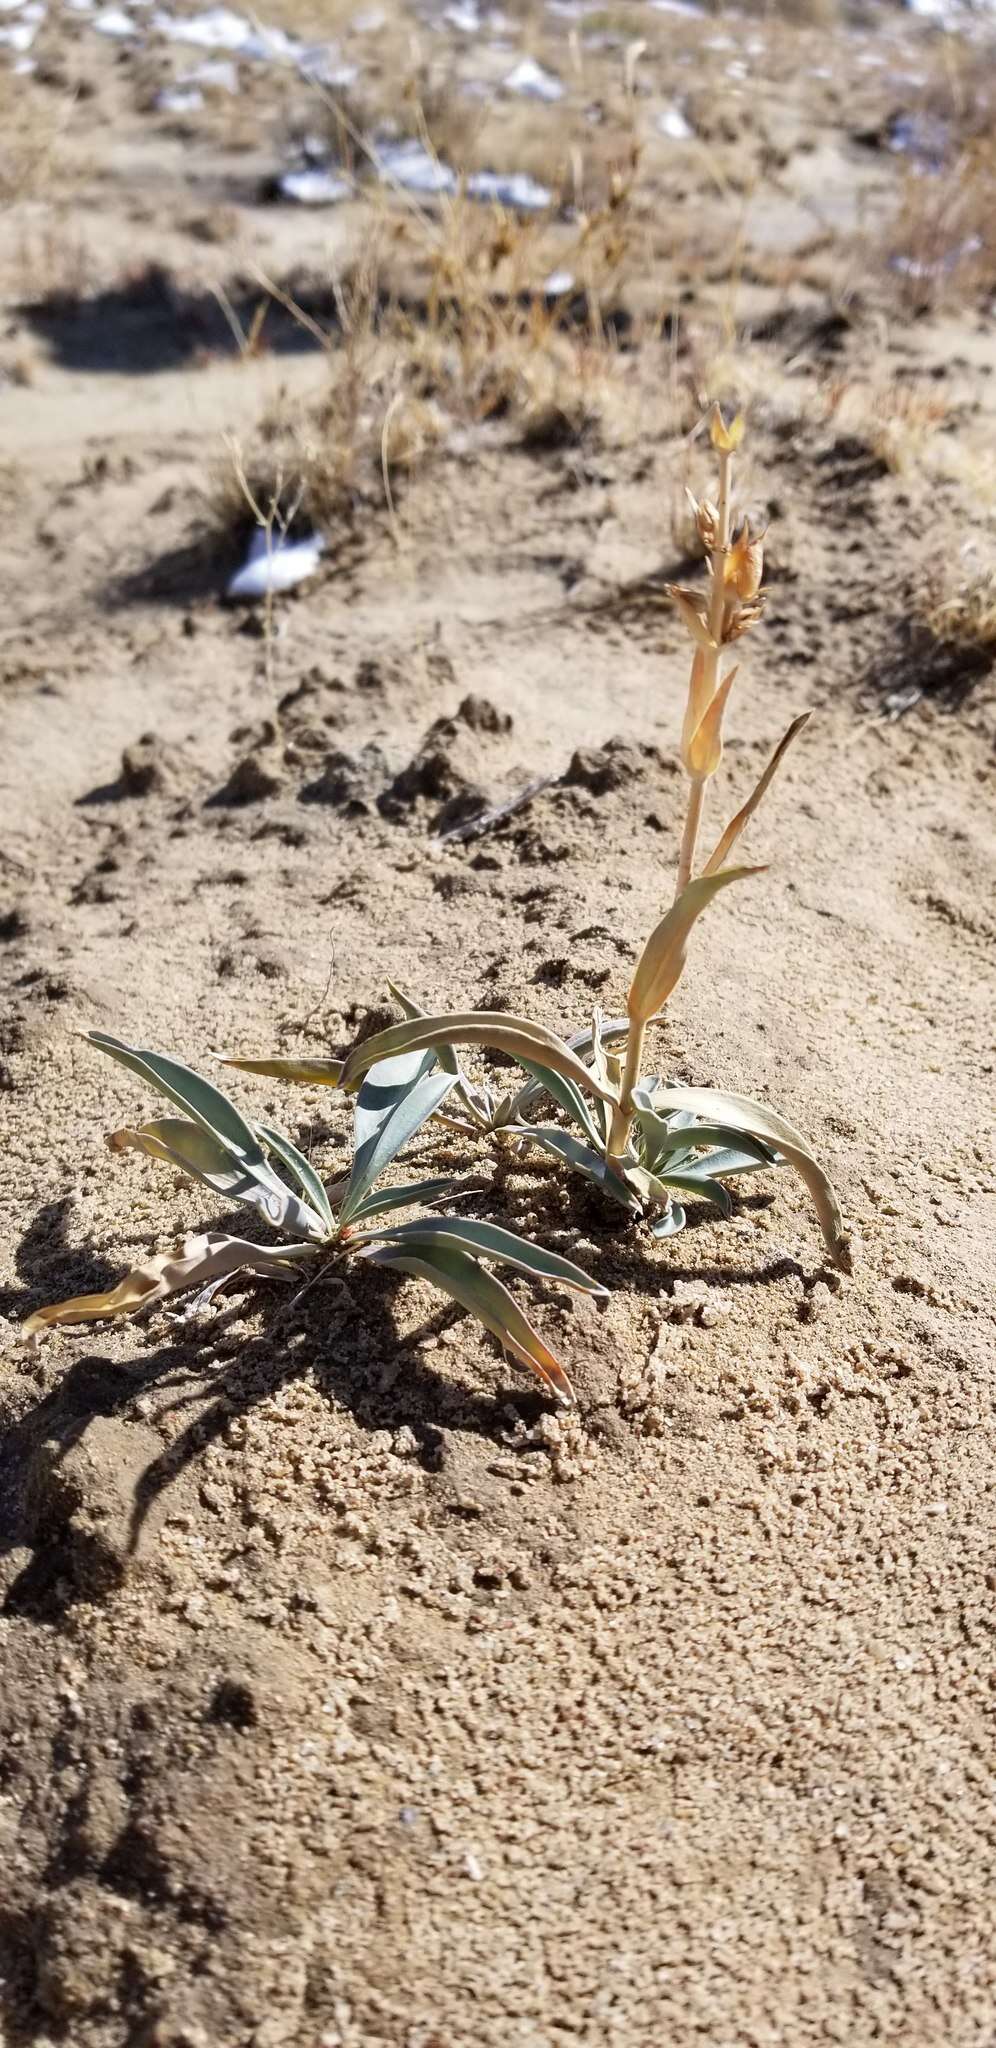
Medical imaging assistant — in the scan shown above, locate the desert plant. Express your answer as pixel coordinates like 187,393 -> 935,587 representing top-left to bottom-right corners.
24,1033 -> 606,1404
231,410 -> 848,1270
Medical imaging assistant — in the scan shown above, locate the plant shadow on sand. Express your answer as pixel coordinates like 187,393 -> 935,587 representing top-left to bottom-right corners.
0,1210 -> 560,1622
0,1171 -> 830,1626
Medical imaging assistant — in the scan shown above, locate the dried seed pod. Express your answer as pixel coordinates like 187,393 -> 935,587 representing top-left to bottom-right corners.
726,520 -> 765,600
722,595 -> 766,642
668,584 -> 716,650
683,490 -> 719,549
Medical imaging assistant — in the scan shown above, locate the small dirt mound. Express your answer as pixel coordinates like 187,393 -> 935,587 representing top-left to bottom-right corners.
379,695 -> 516,831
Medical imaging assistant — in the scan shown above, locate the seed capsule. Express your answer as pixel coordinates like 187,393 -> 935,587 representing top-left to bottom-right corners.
723,596 -> 766,642
726,520 -> 765,600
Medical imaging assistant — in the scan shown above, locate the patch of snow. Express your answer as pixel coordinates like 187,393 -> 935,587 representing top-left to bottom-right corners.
227,528 -> 325,601
153,5 -> 248,45
650,0 -> 703,16
278,166 -> 352,204
504,54 -> 563,100
187,54 -> 239,86
467,168 -> 552,210
375,136 -> 457,194
657,101 -> 693,140
299,50 -> 359,86
242,19 -> 300,58
0,12 -> 38,40
155,82 -> 205,107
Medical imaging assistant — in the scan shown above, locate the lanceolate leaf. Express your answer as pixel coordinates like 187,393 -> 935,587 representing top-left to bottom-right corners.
360,1241 -> 575,1404
352,1215 -> 607,1295
340,1068 -> 456,1226
674,1146 -> 772,1180
684,663 -> 739,779
107,1119 -> 326,1240
632,1109 -> 775,1178
510,1017 -> 629,1117
649,1084 -> 849,1266
656,1171 -> 732,1218
513,1058 -> 605,1149
340,1013 -> 619,1108
347,1176 -> 469,1221
510,1124 -> 641,1212
90,1033 -> 271,1168
386,983 -> 461,1075
23,1231 -> 320,1340
218,1054 -> 345,1087
627,868 -> 765,1027
702,713 -> 810,876
353,1050 -> 440,1155
255,1123 -> 336,1235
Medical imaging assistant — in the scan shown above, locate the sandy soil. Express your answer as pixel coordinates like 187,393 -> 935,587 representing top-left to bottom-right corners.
2,0 -> 996,2041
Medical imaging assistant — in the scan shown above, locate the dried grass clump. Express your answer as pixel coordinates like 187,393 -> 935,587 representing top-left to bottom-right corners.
211,171 -> 642,545
0,69 -> 61,205
919,557 -> 996,654
823,376 -> 950,477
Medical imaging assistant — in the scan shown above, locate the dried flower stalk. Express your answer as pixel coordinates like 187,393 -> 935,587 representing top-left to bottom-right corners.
670,404 -> 766,897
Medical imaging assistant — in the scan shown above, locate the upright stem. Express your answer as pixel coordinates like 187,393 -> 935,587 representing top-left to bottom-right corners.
607,1016 -> 646,1160
673,445 -> 734,900
675,774 -> 705,896
707,447 -> 734,646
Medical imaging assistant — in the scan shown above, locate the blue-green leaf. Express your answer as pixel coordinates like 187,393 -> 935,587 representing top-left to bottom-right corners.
347,1176 -> 466,1221
635,1110 -> 775,1179
675,1147 -> 773,1180
651,1204 -> 686,1239
341,1067 -> 456,1224
90,1032 -> 270,1169
352,1215 -> 607,1295
647,1084 -> 848,1266
255,1123 -> 336,1234
510,1124 -> 641,1212
513,1058 -> 606,1148
387,983 -> 461,1075
656,1172 -> 732,1217
353,1049 -> 440,1154
107,1118 -> 326,1240
359,1241 -> 574,1403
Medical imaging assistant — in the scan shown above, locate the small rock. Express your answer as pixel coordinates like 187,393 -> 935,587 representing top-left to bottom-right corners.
565,736 -> 654,796
215,748 -> 284,804
120,732 -> 184,797
301,742 -> 389,812
457,693 -> 512,735
668,1279 -> 731,1328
